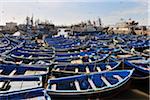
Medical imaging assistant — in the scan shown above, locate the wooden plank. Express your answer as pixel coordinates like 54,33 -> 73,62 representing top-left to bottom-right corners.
96,67 -> 101,72
20,55 -> 24,58
71,60 -> 83,64
113,75 -> 123,81
24,71 -> 36,75
101,76 -> 111,86
106,65 -> 112,70
85,66 -> 90,73
74,80 -> 81,91
51,76 -> 55,79
131,48 -> 135,54
9,70 -> 16,76
55,68 -> 60,71
0,69 -> 3,74
18,61 -> 23,64
88,78 -> 97,90
28,62 -> 33,65
117,54 -> 132,58
75,68 -> 79,73
28,55 -> 33,58
0,82 -> 4,88
129,60 -> 147,63
89,59 -> 92,63
51,84 -> 57,91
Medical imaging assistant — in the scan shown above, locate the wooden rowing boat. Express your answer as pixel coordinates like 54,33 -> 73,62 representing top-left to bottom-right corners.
52,60 -> 121,77
46,70 -> 134,98
0,76 -> 44,99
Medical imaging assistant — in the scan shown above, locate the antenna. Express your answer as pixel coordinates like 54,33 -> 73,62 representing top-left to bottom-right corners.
31,14 -> 34,26
98,18 -> 101,26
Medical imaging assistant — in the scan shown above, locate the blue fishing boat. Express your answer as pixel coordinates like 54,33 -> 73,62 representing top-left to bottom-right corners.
46,70 -> 134,99
54,54 -> 110,65
1,56 -> 52,67
124,57 -> 150,79
6,46 -> 55,61
9,51 -> 54,60
0,76 -> 45,99
97,47 -> 120,54
55,49 -> 98,62
0,38 -> 16,54
55,43 -> 89,52
55,48 -> 96,57
45,36 -> 89,52
0,63 -> 48,77
0,27 -> 149,99
0,38 -> 10,48
17,47 -> 55,54
52,60 -> 121,77
119,46 -> 149,58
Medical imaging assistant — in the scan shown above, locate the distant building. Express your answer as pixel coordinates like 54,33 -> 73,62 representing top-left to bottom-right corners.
3,22 -> 17,33
18,24 -> 26,31
71,18 -> 103,33
108,19 -> 142,34
71,22 -> 97,32
85,25 -> 96,32
36,23 -> 57,36
56,28 -> 71,37
134,26 -> 149,35
109,23 -> 149,35
0,25 -> 4,31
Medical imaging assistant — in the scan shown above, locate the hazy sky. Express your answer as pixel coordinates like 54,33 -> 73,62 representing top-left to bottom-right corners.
0,0 -> 149,26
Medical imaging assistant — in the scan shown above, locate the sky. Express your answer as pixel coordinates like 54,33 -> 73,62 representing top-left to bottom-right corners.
0,0 -> 149,26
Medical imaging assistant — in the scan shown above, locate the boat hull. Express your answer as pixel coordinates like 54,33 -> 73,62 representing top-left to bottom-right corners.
47,79 -> 131,99
46,70 -> 133,99
0,88 -> 44,99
